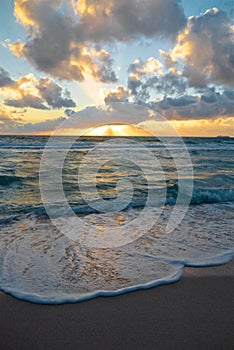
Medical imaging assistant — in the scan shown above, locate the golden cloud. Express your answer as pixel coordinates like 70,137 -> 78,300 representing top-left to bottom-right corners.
0,72 -> 76,110
170,8 -> 234,87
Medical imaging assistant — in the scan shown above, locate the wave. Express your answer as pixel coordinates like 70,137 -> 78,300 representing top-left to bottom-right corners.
166,185 -> 234,205
190,188 -> 234,204
1,137 -> 233,151
1,252 -> 233,304
0,174 -> 38,187
0,201 -> 233,304
0,266 -> 185,304
0,174 -> 23,186
0,187 -> 233,225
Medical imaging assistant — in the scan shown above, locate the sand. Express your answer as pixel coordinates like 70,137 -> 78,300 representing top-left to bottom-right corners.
0,260 -> 233,350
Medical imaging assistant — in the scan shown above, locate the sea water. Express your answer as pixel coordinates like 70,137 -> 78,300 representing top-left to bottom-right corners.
0,136 -> 233,303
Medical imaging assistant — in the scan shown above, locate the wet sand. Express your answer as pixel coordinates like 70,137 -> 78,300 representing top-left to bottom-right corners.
0,260 -> 233,350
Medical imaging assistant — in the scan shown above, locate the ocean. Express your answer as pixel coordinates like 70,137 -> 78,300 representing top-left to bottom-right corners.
0,135 -> 233,303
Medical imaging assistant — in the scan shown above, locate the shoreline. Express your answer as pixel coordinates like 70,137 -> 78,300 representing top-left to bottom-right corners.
0,260 -> 233,350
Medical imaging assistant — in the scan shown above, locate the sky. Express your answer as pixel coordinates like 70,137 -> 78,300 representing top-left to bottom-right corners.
0,0 -> 233,136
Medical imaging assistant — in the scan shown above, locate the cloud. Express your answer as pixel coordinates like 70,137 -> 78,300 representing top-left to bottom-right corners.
127,77 -> 142,96
14,117 -> 67,133
159,50 -> 178,69
1,95 -> 233,135
10,0 -> 186,82
150,88 -> 234,120
0,68 -> 15,87
0,108 -> 23,130
135,72 -> 187,102
2,104 -> 152,134
2,2 -> 233,134
104,86 -> 131,103
128,57 -> 163,79
5,94 -> 48,109
154,72 -> 187,96
76,0 -> 186,41
170,8 -> 234,87
0,70 -> 76,110
10,1 -> 118,82
104,54 -> 233,121
36,78 -> 76,108
127,58 -> 187,102
161,95 -> 197,108
124,8 -> 234,105
11,42 -> 117,83
64,109 -> 77,117
90,48 -> 117,83
127,57 -> 161,100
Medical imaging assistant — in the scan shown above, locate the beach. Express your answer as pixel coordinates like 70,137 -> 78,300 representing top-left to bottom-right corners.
0,259 -> 233,350
1,1 -> 234,348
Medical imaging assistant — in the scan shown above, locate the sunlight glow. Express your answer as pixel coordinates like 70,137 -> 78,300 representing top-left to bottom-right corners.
85,124 -> 152,136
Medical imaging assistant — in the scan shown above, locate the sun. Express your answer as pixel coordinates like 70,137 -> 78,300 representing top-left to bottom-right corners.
86,124 -> 152,136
